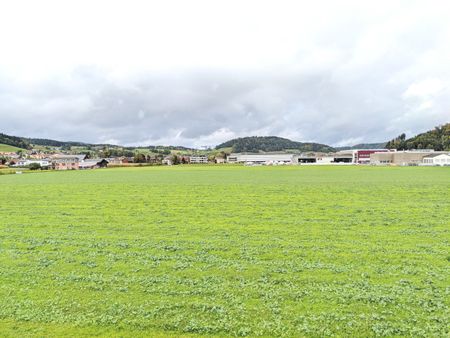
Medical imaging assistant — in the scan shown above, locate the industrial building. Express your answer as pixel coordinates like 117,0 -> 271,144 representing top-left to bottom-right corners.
295,149 -> 388,164
370,150 -> 448,166
227,149 -> 391,165
227,153 -> 295,164
422,153 -> 450,166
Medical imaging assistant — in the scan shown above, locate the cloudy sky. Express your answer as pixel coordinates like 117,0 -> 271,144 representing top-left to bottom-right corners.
0,0 -> 449,147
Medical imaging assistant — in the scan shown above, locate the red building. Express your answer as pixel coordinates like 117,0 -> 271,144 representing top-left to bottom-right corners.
355,149 -> 388,164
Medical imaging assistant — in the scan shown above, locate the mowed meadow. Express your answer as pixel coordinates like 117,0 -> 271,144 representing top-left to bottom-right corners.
0,166 -> 449,337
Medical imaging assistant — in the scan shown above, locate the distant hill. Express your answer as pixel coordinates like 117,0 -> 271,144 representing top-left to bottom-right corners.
1,131 -> 197,153
385,123 -> 450,151
335,142 -> 386,151
0,133 -> 31,150
216,136 -> 335,153
25,138 -> 95,148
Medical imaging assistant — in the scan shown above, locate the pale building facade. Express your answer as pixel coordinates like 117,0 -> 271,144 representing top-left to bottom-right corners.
422,153 -> 450,166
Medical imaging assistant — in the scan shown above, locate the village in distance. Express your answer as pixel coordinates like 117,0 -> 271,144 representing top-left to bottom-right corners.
0,123 -> 449,173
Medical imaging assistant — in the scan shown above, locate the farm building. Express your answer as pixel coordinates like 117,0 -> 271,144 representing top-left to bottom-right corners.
190,155 -> 208,164
78,159 -> 109,169
422,153 -> 450,166
227,153 -> 295,165
106,157 -> 128,165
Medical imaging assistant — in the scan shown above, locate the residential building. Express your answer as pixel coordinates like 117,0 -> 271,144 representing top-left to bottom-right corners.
52,155 -> 81,170
190,155 -> 208,164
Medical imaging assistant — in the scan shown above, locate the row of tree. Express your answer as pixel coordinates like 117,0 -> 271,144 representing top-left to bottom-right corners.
385,123 -> 450,151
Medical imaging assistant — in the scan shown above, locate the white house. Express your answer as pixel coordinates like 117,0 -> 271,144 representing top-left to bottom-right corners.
422,153 -> 450,166
162,156 -> 173,165
13,159 -> 50,167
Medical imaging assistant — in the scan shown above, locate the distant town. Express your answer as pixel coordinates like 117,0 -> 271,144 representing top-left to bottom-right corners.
1,148 -> 450,172
1,123 -> 449,171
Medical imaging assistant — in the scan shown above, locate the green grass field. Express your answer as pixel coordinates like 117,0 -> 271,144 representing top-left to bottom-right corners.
0,143 -> 24,152
0,166 -> 449,337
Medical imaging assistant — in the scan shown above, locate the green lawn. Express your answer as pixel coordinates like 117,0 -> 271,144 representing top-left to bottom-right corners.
0,143 -> 24,152
0,166 -> 449,337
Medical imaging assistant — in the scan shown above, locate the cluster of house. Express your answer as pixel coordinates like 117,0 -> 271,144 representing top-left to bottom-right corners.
7,155 -> 113,170
227,149 -> 450,166
1,152 -> 215,170
2,149 -> 449,170
162,154 -> 210,165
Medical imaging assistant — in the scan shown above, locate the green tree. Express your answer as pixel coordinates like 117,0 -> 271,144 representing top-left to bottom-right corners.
134,153 -> 147,163
28,163 -> 42,170
172,155 -> 180,165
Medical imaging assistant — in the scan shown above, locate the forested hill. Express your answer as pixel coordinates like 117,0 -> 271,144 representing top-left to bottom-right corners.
336,142 -> 386,150
0,133 -> 31,150
385,123 -> 450,151
25,138 -> 116,148
216,136 -> 335,153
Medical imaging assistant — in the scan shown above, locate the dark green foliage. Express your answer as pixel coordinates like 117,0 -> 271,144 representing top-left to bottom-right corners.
336,142 -> 386,150
216,136 -> 335,153
26,138 -> 116,148
134,153 -> 147,163
28,163 -> 42,170
386,123 -> 450,150
0,133 -> 31,149
172,154 -> 180,164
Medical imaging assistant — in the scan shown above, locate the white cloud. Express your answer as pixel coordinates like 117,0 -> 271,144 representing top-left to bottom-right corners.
403,79 -> 446,99
0,0 -> 450,147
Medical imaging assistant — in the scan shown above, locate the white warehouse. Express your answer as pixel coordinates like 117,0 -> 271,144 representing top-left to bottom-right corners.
422,153 -> 450,166
227,153 -> 295,164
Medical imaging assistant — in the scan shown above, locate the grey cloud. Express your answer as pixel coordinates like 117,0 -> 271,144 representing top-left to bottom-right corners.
1,22 -> 450,148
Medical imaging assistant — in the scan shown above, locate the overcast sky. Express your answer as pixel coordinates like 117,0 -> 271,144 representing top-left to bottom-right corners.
1,0 -> 449,147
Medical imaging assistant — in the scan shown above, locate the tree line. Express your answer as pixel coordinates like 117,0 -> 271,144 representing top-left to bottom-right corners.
385,123 -> 450,151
